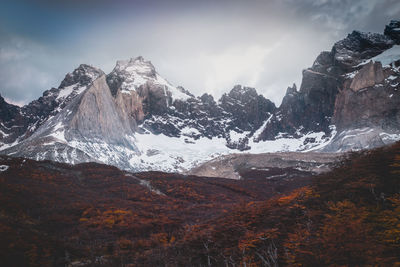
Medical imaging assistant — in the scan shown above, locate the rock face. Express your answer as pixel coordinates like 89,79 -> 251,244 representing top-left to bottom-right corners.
2,74 -> 138,168
350,61 -> 384,91
0,95 -> 28,145
1,21 -> 400,172
257,50 -> 342,140
69,76 -> 134,145
333,82 -> 400,131
0,64 -> 104,146
257,21 -> 400,152
332,30 -> 394,70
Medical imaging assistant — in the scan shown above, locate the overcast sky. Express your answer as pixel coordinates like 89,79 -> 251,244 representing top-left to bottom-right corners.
1,0 -> 399,106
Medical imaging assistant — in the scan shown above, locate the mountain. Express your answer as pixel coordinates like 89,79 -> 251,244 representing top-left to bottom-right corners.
257,28 -> 400,148
0,59 -> 277,172
0,64 -> 104,147
1,21 -> 400,172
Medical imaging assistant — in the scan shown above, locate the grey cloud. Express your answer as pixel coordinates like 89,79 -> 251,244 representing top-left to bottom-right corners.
0,0 -> 399,106
0,32 -> 73,103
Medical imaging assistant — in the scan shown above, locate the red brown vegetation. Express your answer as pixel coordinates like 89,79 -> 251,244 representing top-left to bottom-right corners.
1,142 -> 400,266
0,157 -> 308,266
163,143 -> 400,266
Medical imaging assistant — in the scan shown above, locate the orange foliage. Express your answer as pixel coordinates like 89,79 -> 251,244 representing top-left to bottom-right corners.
2,142 -> 400,265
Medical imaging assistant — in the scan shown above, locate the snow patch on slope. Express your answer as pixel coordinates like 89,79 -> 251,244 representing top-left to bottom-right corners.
49,121 -> 67,143
130,132 -> 231,172
125,174 -> 166,196
322,127 -> 400,152
68,137 -> 138,166
0,165 -> 9,172
57,84 -> 75,100
56,83 -> 88,101
229,130 -> 250,143
249,130 -> 334,154
155,74 -> 191,101
379,132 -> 400,143
371,45 -> 400,66
253,114 -> 273,140
128,128 -> 335,172
0,139 -> 20,151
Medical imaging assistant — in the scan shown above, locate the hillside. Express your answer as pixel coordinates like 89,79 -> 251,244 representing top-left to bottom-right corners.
1,142 -> 400,266
0,156 -> 312,266
163,141 -> 400,266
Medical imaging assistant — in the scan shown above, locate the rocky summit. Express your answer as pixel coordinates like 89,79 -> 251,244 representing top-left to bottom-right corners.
1,21 -> 400,172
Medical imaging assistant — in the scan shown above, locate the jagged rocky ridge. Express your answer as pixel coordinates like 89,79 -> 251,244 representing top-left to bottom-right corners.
1,21 -> 400,172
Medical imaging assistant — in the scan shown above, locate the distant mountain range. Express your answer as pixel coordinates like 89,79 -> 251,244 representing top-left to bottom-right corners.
1,20 -> 400,172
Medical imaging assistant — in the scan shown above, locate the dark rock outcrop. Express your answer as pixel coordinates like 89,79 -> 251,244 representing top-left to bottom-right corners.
257,51 -> 342,140
219,85 -> 275,132
384,20 -> 400,44
332,30 -> 393,70
0,95 -> 27,144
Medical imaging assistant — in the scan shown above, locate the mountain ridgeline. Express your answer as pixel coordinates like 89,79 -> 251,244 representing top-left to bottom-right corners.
1,21 -> 400,172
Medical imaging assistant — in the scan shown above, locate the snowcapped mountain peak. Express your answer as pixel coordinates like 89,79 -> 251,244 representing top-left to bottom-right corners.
59,64 -> 104,89
230,84 -> 257,95
109,56 -> 158,93
114,56 -> 156,78
53,64 -> 104,104
107,57 -> 192,101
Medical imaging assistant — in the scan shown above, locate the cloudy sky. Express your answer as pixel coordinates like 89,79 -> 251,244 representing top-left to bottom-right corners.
1,0 -> 399,106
